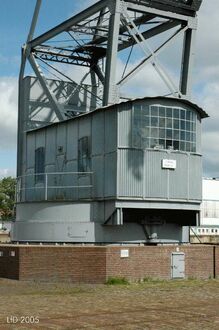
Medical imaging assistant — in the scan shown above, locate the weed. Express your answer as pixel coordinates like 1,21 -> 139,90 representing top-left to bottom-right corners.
106,277 -> 129,285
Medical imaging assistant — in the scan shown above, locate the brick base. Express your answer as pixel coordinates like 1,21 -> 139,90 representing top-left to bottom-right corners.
0,245 -> 218,283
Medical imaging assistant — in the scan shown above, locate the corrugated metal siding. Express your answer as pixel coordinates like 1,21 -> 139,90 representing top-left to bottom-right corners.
92,155 -> 104,198
104,152 -> 117,197
169,153 -> 188,199
35,130 -> 45,149
66,121 -> 78,161
118,149 -> 143,197
105,109 -> 117,153
26,134 -> 35,169
118,103 -> 132,147
189,154 -> 202,200
92,112 -> 104,156
45,127 -> 56,164
144,150 -> 168,198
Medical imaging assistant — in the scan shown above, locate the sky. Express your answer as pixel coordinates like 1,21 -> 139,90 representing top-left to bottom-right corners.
0,0 -> 218,178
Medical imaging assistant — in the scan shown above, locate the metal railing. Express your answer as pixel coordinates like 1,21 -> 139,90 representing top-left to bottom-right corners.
16,171 -> 93,202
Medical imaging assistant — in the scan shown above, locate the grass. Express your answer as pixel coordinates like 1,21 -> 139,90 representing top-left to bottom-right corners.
106,277 -> 129,285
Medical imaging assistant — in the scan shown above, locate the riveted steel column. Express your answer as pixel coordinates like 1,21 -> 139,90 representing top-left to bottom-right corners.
103,0 -> 122,105
180,19 -> 197,98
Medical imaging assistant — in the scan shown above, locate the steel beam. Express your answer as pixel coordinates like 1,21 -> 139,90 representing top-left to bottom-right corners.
28,54 -> 65,121
30,0 -> 110,48
103,0 -> 121,105
180,27 -> 196,97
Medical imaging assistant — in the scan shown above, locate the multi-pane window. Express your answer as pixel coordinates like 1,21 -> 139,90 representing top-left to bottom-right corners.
132,104 -> 196,152
78,137 -> 91,172
35,147 -> 45,183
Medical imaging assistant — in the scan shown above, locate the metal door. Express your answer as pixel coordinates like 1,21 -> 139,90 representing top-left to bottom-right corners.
171,252 -> 185,279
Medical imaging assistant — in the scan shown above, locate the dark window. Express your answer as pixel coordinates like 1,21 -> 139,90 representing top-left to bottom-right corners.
78,137 -> 91,172
35,147 -> 45,183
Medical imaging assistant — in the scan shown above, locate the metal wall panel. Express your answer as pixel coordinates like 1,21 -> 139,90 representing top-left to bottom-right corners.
92,155 -> 104,198
78,116 -> 91,139
118,103 -> 132,147
169,153 -> 188,199
144,150 -> 168,198
189,154 -> 202,200
26,133 -> 35,169
66,120 -> 78,161
92,112 -> 104,156
56,123 -> 67,152
105,109 -> 117,153
35,130 -> 46,149
45,127 -> 56,165
104,152 -> 117,197
118,149 -> 143,197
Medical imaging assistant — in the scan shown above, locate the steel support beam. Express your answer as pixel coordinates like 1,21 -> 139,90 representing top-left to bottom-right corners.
28,54 -> 65,121
180,26 -> 197,97
30,0 -> 110,48
103,0 -> 121,105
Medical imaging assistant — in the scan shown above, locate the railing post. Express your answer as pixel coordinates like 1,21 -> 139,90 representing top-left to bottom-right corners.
45,173 -> 48,201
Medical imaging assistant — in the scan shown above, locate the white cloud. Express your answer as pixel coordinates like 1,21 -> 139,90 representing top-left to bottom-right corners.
0,77 -> 18,150
0,168 -> 16,179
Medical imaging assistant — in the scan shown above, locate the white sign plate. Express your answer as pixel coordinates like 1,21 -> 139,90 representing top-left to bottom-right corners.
162,159 -> 176,169
120,249 -> 129,258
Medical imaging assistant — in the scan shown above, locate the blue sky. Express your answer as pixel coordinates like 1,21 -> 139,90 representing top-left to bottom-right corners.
0,0 -> 218,178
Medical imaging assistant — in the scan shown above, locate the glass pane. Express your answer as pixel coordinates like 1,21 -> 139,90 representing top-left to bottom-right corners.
166,129 -> 172,139
173,119 -> 179,129
173,140 -> 179,150
159,117 -> 165,127
191,143 -> 196,152
151,106 -> 158,116
166,118 -> 172,129
159,107 -> 165,117
151,117 -> 159,127
186,132 -> 191,141
173,108 -> 180,118
140,127 -> 150,138
186,121 -> 191,131
181,120 -> 185,130
134,104 -> 141,111
159,128 -> 165,138
180,141 -> 185,151
166,140 -> 173,149
181,109 -> 185,119
166,107 -> 172,118
180,131 -> 186,140
186,142 -> 191,152
173,130 -> 180,139
159,139 -> 165,148
142,138 -> 150,148
142,116 -> 150,126
150,138 -> 159,148
151,128 -> 159,138
186,111 -> 191,120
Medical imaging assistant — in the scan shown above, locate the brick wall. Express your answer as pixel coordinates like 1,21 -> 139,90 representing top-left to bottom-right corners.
0,244 -> 218,283
106,245 -> 215,281
18,246 -> 107,283
215,246 -> 219,278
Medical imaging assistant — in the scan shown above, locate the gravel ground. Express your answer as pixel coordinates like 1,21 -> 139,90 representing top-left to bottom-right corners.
0,278 -> 218,330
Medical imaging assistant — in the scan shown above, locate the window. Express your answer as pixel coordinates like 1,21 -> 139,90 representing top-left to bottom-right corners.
0,251 -> 3,257
35,147 -> 45,183
132,104 -> 196,152
78,137 -> 91,172
10,251 -> 16,257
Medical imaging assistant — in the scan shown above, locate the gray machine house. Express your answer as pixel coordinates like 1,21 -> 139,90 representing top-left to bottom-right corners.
13,0 -> 207,243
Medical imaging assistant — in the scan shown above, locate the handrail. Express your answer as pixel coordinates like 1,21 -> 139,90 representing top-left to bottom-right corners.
16,171 -> 93,203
